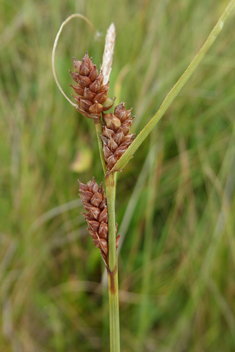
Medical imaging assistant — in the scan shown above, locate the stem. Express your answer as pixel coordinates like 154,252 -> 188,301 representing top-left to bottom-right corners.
94,120 -> 107,175
108,266 -> 120,352
106,172 -> 117,272
106,172 -> 120,352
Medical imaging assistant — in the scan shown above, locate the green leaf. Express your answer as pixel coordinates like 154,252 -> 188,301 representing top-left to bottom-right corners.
112,0 -> 235,173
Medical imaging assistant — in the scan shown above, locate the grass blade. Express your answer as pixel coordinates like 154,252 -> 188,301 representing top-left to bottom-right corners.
112,0 -> 235,173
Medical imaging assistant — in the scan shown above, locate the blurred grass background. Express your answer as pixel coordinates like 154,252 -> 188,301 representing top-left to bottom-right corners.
1,0 -> 235,351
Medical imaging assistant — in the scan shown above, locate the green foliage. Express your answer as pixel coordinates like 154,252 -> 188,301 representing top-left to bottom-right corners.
0,0 -> 235,351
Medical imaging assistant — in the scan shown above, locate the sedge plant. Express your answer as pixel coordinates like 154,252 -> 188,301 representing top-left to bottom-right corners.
52,1 -> 235,350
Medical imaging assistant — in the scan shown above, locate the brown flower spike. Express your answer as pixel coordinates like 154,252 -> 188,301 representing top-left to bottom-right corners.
70,52 -> 115,119
78,178 -> 120,265
101,103 -> 135,171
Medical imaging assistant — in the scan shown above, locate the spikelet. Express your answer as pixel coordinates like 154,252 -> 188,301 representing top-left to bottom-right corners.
78,178 -> 120,264
101,103 -> 135,171
70,52 -> 115,120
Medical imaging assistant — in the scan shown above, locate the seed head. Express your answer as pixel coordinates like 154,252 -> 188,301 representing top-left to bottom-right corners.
78,177 -> 120,265
101,103 -> 135,171
70,52 -> 116,120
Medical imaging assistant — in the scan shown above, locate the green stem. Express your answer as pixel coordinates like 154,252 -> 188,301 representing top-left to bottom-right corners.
112,0 -> 235,173
106,172 -> 120,352
108,266 -> 120,352
106,172 -> 117,272
94,120 -> 107,175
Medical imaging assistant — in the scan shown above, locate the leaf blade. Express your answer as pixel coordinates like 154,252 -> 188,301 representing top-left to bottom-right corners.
112,0 -> 235,172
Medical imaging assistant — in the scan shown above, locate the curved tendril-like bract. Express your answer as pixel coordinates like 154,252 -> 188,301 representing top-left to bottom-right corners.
52,13 -> 97,108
